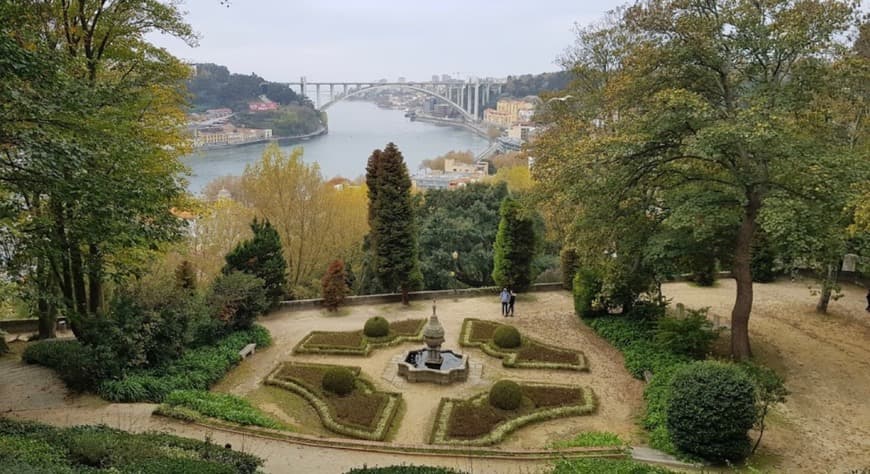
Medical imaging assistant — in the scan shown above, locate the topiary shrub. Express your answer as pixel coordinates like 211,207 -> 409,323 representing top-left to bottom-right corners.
572,268 -> 603,318
488,380 -> 522,410
363,316 -> 389,338
492,325 -> 521,349
322,367 -> 356,396
666,361 -> 757,464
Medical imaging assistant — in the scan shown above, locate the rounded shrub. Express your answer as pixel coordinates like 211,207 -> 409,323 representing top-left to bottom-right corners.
489,380 -> 522,410
363,316 -> 389,338
492,325 -> 521,349
666,361 -> 757,464
321,367 -> 355,396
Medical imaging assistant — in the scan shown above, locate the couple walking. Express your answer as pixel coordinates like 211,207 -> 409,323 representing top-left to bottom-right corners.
500,288 -> 516,317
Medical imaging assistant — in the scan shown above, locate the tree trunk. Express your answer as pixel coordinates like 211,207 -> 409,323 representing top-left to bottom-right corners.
401,285 -> 410,305
730,192 -> 761,361
88,243 -> 102,315
37,296 -> 56,340
816,264 -> 838,314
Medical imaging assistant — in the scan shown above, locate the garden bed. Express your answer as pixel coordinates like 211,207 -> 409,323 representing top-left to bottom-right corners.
265,362 -> 402,441
459,319 -> 588,370
293,318 -> 425,356
430,382 -> 596,446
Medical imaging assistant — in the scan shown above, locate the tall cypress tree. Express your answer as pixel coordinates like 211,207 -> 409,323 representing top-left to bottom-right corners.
365,143 -> 421,304
492,197 -> 538,291
223,218 -> 287,306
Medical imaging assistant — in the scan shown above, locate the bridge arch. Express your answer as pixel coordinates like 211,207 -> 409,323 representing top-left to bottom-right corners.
319,84 -> 476,122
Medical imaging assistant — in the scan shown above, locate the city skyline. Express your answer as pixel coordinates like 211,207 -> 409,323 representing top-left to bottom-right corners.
148,0 -> 627,83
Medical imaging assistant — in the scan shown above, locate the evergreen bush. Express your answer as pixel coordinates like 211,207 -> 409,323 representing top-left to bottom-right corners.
666,361 -> 757,464
363,316 -> 390,338
223,218 -> 287,305
492,325 -> 521,349
488,380 -> 522,410
321,259 -> 350,311
207,271 -> 269,330
654,309 -> 718,359
322,367 -> 356,396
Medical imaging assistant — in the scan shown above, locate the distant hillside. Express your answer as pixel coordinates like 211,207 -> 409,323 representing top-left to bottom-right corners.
481,70 -> 572,110
187,63 -> 312,112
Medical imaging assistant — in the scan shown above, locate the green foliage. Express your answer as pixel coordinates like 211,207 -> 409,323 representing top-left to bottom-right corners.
321,259 -> 350,311
163,390 -> 281,428
0,330 -> 7,355
750,231 -> 778,283
207,271 -> 269,331
549,431 -> 623,448
560,248 -> 580,290
492,197 -> 539,291
187,63 -> 305,111
666,361 -> 757,464
492,325 -> 521,349
488,380 -> 522,410
0,418 -> 262,474
95,326 -> 270,402
551,458 -> 676,474
232,106 -> 324,137
223,218 -> 287,306
654,309 -> 718,359
175,260 -> 197,291
322,367 -> 356,396
345,466 -> 467,474
572,268 -> 604,317
739,362 -> 789,453
365,143 -> 422,301
363,316 -> 390,338
416,182 -> 509,289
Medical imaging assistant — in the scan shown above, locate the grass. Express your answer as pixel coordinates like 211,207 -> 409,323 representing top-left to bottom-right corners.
551,458 -> 676,473
158,390 -> 285,429
246,385 -> 327,436
549,431 -> 624,449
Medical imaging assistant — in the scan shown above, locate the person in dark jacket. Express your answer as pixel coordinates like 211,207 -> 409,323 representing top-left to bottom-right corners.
508,290 -> 516,317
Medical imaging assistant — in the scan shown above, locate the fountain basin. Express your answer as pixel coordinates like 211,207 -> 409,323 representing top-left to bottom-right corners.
397,349 -> 468,384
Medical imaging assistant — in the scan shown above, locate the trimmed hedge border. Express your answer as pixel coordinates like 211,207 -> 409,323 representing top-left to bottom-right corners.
429,382 -> 597,446
264,362 -> 402,441
293,319 -> 425,356
459,319 -> 588,371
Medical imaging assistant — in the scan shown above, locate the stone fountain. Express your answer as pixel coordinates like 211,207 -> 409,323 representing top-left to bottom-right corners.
397,301 -> 468,384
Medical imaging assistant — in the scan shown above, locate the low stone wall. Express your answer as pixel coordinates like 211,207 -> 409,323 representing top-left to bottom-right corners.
277,283 -> 564,312
0,318 -> 68,335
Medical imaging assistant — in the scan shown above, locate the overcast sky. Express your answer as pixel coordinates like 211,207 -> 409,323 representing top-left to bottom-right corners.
148,0 -> 626,83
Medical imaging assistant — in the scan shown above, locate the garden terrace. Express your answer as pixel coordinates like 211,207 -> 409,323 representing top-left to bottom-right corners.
293,318 -> 426,356
459,319 -> 588,370
265,362 -> 401,441
430,382 -> 597,446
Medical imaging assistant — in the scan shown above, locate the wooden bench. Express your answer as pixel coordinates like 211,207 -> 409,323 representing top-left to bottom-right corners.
239,343 -> 257,359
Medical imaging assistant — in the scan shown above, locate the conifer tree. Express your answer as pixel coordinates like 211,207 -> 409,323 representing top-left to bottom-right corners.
321,259 -> 350,311
223,218 -> 287,305
492,197 -> 538,291
364,143 -> 421,304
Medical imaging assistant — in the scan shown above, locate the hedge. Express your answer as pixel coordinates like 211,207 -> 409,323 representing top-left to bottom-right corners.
459,319 -> 588,371
97,325 -> 272,402
294,319 -> 425,356
429,382 -> 596,446
346,467 -> 467,474
157,389 -> 282,429
551,458 -> 676,474
265,362 -> 402,441
0,418 -> 262,474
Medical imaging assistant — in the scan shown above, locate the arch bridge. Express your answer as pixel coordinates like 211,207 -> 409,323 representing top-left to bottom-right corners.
285,78 -> 506,122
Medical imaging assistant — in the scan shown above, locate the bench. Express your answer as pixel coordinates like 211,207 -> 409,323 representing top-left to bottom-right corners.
239,343 -> 257,359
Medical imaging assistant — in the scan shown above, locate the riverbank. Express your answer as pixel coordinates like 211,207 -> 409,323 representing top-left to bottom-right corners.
193,127 -> 328,152
412,113 -> 492,141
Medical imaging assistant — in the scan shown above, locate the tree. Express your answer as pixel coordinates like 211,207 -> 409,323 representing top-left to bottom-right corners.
223,219 -> 287,306
237,145 -> 368,298
321,260 -> 350,311
0,1 -> 196,336
533,0 -> 863,359
175,261 -> 197,291
492,197 -> 539,291
365,143 -> 421,304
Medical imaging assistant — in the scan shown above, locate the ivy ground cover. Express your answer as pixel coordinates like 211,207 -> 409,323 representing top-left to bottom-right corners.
293,318 -> 425,356
430,382 -> 596,445
265,362 -> 401,440
459,319 -> 588,370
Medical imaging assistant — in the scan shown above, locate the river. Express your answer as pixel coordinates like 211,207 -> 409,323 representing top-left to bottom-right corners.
182,101 -> 491,194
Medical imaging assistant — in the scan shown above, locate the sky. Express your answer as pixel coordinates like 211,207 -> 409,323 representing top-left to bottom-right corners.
148,0 -> 626,83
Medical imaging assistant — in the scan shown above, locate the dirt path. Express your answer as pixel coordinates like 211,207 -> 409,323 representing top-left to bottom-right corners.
662,279 -> 870,473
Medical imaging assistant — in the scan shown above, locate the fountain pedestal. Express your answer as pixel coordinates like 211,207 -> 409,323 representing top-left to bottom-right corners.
397,301 -> 469,384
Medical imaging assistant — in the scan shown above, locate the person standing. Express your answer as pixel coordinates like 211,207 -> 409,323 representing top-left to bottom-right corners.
866,288 -> 870,312
500,288 -> 510,316
509,290 -> 516,317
